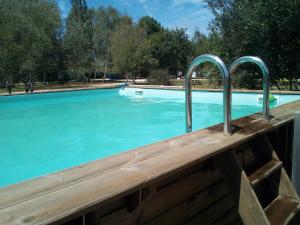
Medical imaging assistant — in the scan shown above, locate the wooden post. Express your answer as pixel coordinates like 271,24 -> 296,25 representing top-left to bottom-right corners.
292,111 -> 300,195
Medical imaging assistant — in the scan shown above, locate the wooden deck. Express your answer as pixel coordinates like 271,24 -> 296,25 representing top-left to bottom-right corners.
0,100 -> 300,225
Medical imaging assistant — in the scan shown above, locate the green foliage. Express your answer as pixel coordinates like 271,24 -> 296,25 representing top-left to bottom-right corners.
0,0 -> 62,84
148,69 -> 171,85
150,28 -> 193,75
93,6 -> 121,78
0,2 -> 193,89
64,0 -> 94,80
111,16 -> 191,80
138,16 -> 162,35
110,18 -> 158,79
2,0 -> 298,92
205,0 -> 300,90
192,29 -> 225,59
191,29 -> 228,87
232,70 -> 261,90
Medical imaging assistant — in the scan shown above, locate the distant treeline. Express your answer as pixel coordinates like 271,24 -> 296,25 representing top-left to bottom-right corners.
0,0 -> 299,90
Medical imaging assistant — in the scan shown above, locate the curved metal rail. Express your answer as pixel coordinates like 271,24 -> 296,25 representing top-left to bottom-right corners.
229,56 -> 270,121
185,54 -> 232,136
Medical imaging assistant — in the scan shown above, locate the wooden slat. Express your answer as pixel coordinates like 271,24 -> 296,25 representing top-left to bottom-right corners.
209,206 -> 240,225
234,146 -> 257,172
100,167 -> 220,225
248,160 -> 283,188
0,100 -> 299,225
183,195 -> 235,225
265,195 -> 300,225
144,181 -> 230,225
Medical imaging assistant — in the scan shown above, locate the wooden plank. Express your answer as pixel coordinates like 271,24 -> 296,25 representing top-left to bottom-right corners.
155,161 -> 209,191
183,195 -> 235,225
141,167 -> 220,223
0,100 -> 299,225
265,195 -> 300,225
235,146 -> 257,172
248,160 -> 283,188
144,181 -> 229,225
208,206 -> 240,225
100,167 -> 220,225
214,151 -> 270,225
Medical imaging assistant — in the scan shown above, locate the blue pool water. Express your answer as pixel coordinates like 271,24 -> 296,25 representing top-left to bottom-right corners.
1,88 -> 300,187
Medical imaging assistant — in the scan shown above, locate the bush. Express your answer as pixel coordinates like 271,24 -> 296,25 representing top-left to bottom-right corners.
57,70 -> 70,84
66,68 -> 89,82
148,69 -> 171,85
232,71 -> 262,90
204,63 -> 262,90
198,64 -> 222,88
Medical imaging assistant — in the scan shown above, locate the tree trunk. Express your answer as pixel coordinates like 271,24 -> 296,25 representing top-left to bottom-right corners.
102,47 -> 110,83
88,71 -> 92,83
93,71 -> 97,82
126,73 -> 129,85
29,73 -> 34,93
289,74 -> 293,91
294,80 -> 299,90
102,62 -> 107,83
43,72 -> 46,85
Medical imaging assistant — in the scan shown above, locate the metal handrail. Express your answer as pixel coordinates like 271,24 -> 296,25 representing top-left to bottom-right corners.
229,56 -> 270,121
185,54 -> 232,136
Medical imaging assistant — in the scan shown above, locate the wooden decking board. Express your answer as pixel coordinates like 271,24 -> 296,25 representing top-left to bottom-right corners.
265,195 -> 300,225
143,181 -> 230,225
234,146 -> 256,172
183,195 -> 235,225
100,168 -> 221,225
248,159 -> 283,188
208,206 -> 239,225
155,161 -> 210,191
0,100 -> 299,224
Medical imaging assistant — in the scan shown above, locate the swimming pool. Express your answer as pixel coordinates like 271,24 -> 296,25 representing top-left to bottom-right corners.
1,87 -> 300,187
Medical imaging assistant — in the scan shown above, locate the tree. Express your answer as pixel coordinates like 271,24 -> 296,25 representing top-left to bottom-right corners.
150,28 -> 193,75
93,6 -> 121,81
64,0 -> 94,81
0,0 -> 62,89
110,17 -> 158,81
138,16 -> 162,36
205,0 -> 300,90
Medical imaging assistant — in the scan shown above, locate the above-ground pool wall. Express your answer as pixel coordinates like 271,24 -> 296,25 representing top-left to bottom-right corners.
1,100 -> 300,225
64,159 -> 243,225
60,122 -> 299,225
62,153 -> 243,225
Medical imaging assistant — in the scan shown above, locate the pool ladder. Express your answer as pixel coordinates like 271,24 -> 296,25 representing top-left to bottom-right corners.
185,54 -> 270,136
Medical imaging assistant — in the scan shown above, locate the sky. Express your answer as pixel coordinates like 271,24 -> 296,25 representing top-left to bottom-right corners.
56,0 -> 214,36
